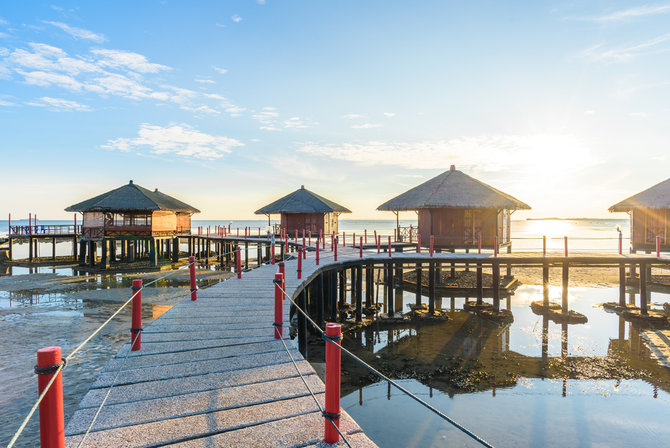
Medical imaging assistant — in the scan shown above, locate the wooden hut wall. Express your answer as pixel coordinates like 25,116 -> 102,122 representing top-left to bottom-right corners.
324,212 -> 338,235
631,208 -> 670,250
281,212 -> 325,234
176,213 -> 191,234
417,207 -> 501,248
152,211 -> 177,233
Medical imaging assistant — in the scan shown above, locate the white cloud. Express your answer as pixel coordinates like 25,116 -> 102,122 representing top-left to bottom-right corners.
225,105 -> 246,117
43,21 -> 106,43
0,98 -> 14,106
299,135 -> 595,171
195,78 -> 216,84
232,14 -> 243,23
27,96 -> 90,111
383,112 -> 395,117
102,123 -> 243,160
351,123 -> 382,129
17,69 -> 83,90
582,34 -> 670,61
284,116 -> 317,129
212,66 -> 228,75
342,113 -> 365,119
592,4 -> 670,22
252,106 -> 280,129
0,18 -> 8,26
91,49 -> 170,73
0,47 -> 9,57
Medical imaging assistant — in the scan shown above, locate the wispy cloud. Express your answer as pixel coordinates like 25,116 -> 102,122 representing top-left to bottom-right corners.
232,14 -> 242,23
26,96 -> 90,111
299,135 -> 595,171
195,78 -> 216,84
43,21 -> 106,43
102,123 -> 243,160
591,4 -> 670,22
0,98 -> 14,106
383,112 -> 395,117
91,49 -> 170,73
252,106 -> 280,130
284,116 -> 318,129
351,123 -> 382,129
0,18 -> 9,26
582,34 -> 670,61
212,66 -> 228,75
342,113 -> 365,119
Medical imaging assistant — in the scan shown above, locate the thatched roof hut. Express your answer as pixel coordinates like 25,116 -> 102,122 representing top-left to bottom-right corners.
66,181 -> 198,237
378,165 -> 530,249
609,177 -> 670,252
255,186 -> 350,236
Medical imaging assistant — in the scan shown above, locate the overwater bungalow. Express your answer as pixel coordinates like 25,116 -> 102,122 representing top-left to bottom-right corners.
65,180 -> 199,268
377,165 -> 530,250
255,185 -> 351,236
609,177 -> 670,253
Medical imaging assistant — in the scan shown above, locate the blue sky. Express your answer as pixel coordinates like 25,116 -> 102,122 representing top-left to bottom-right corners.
1,1 -> 669,219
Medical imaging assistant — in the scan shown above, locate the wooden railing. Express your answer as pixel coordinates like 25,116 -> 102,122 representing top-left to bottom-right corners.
9,225 -> 80,236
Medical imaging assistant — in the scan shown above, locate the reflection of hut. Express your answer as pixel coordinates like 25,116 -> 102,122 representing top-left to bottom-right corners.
255,185 -> 351,236
609,177 -> 670,252
65,180 -> 199,268
377,165 -> 530,250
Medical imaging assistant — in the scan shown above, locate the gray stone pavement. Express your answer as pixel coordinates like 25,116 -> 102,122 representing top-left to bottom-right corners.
65,244 -> 377,447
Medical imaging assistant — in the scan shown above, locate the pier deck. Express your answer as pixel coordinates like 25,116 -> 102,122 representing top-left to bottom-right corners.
64,245 -> 377,447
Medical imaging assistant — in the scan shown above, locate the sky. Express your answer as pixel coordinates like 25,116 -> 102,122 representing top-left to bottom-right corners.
1,1 -> 669,220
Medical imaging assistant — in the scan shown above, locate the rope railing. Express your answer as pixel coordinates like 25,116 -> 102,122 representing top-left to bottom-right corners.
6,243 -> 244,448
275,283 -> 495,448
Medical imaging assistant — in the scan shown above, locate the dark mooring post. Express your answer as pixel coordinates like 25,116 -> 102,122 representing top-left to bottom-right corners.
356,265 -> 363,322
78,240 -> 86,265
561,261 -> 569,313
350,267 -> 356,310
29,236 -> 33,262
316,276 -> 324,330
640,262 -> 648,315
244,241 -> 249,270
365,265 -> 373,308
338,269 -> 346,308
619,263 -> 626,307
415,262 -> 422,306
543,263 -> 549,307
297,290 -> 307,355
172,237 -> 179,263
329,271 -> 338,321
51,237 -> 56,260
492,262 -> 500,311
476,263 -> 483,305
386,262 -> 394,315
428,261 -> 436,314
100,240 -> 110,269
88,241 -> 96,267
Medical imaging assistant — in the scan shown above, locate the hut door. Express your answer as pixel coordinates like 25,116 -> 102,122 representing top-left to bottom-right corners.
646,210 -> 664,243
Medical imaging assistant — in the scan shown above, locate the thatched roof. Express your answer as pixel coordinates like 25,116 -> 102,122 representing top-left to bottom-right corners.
255,186 -> 351,214
377,166 -> 531,211
65,181 -> 200,213
609,177 -> 670,212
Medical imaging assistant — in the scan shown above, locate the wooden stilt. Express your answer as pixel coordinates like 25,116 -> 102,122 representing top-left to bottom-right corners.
640,263 -> 648,315
561,261 -> 568,313
476,263 -> 483,305
492,262 -> 500,311
51,237 -> 56,260
428,261 -> 435,314
619,263 -> 626,307
543,263 -> 549,307
355,265 -> 363,322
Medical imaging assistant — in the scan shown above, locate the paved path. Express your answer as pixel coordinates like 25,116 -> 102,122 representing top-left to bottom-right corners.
64,245 -> 377,447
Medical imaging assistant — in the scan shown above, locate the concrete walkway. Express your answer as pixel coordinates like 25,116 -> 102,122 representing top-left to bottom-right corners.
64,245 -> 377,447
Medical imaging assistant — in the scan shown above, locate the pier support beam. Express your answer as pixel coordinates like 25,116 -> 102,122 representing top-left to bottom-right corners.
640,263 -> 648,315
543,263 -> 549,307
562,261 -> 569,313
365,265 -> 373,308
619,263 -> 626,307
428,261 -> 435,314
415,262 -> 422,306
476,263 -> 483,305
355,265 -> 363,322
492,263 -> 500,311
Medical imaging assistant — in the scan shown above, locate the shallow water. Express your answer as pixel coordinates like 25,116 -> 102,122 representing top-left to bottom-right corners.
332,284 -> 670,447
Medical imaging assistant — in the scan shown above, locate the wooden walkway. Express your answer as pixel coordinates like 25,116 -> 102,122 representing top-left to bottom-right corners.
64,245 -> 377,447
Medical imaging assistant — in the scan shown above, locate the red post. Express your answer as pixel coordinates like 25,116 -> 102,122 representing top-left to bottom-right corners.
417,234 -> 421,253
342,232 -> 346,247
324,322 -> 342,444
430,236 -> 434,257
365,229 -> 368,244
331,234 -> 334,251
302,237 -> 306,259
334,238 -> 338,262
245,227 -> 248,239
388,236 -> 392,257
308,231 -> 311,246
271,243 -> 276,264
657,236 -> 661,257
274,273 -> 283,339
297,248 -> 303,279
377,235 -> 381,254
619,233 -> 623,255
359,237 -> 363,258
478,233 -> 482,254
131,279 -> 143,350
36,346 -> 65,448
236,246 -> 242,279
353,232 -> 356,248
564,236 -> 568,257
188,256 -> 197,300
543,235 -> 547,255
236,227 -> 239,237
316,240 -> 320,265
494,236 -> 499,257
258,227 -> 261,237
409,230 -> 413,244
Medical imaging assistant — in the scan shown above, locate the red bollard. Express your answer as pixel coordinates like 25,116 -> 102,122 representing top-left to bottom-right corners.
478,233 -> 482,254
36,346 -> 65,448
619,233 -> 623,255
236,227 -> 239,237
271,243 -> 276,265
334,238 -> 338,262
409,230 -> 413,244
324,322 -> 342,444
353,232 -> 356,248
189,256 -> 197,301
377,235 -> 381,254
131,279 -> 143,350
236,246 -> 242,279
374,230 -> 377,242
331,235 -> 334,251
274,273 -> 283,339
297,248 -> 303,279
543,235 -> 547,255
359,236 -> 363,258
657,236 -> 661,257
302,239 -> 307,259
417,234 -> 421,253
388,236 -> 392,257
279,261 -> 286,299
316,240 -> 320,265
342,232 -> 346,247
563,236 -> 568,257
430,236 -> 434,257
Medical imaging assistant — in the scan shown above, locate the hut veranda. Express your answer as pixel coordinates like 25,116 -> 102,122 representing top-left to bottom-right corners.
378,165 -> 531,251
